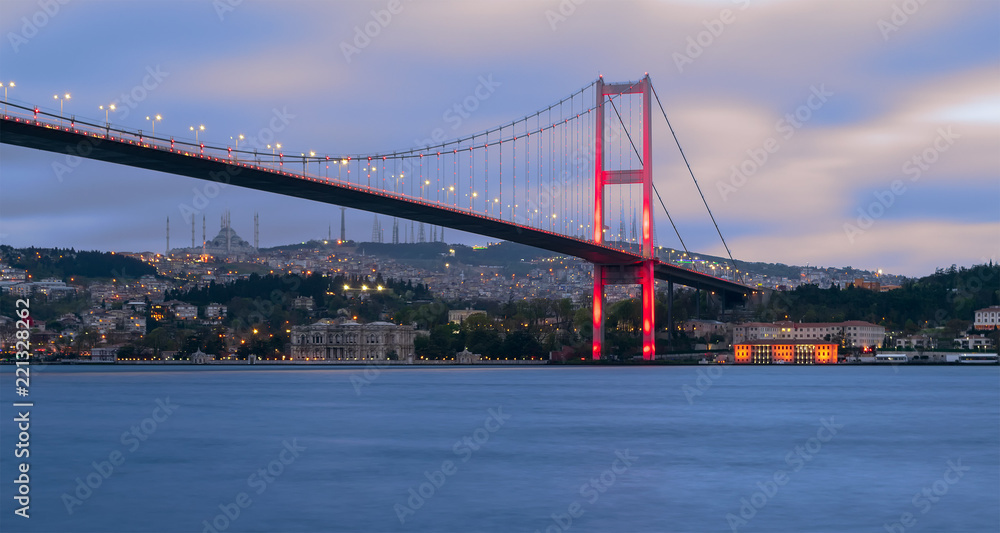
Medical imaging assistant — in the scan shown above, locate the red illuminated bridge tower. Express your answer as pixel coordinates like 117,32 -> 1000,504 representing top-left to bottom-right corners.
592,76 -> 656,361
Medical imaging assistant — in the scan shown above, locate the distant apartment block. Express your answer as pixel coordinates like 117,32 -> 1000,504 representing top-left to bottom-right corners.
449,309 -> 486,324
974,306 -> 1000,330
853,278 -> 901,292
291,296 -> 315,311
954,335 -> 995,351
170,301 -> 198,320
681,319 -> 729,338
732,323 -> 780,344
895,334 -> 935,350
205,303 -> 228,320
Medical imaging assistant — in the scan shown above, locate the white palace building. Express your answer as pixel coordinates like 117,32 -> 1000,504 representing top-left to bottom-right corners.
290,319 -> 416,361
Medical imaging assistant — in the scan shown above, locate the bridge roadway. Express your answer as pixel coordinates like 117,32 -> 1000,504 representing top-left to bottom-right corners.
0,115 -> 752,298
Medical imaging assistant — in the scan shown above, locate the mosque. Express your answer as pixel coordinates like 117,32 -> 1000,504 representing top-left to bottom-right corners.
167,211 -> 258,260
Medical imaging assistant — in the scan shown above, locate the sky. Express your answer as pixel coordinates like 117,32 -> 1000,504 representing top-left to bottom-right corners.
0,0 -> 997,277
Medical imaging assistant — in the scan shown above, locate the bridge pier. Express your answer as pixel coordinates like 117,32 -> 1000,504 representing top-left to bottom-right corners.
667,280 -> 674,347
592,261 -> 656,360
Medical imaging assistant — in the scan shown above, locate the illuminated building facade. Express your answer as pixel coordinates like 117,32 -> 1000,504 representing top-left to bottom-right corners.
290,319 -> 415,361
734,340 -> 839,364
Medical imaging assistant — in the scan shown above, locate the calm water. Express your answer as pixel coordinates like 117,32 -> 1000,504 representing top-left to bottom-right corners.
1,364 -> 997,533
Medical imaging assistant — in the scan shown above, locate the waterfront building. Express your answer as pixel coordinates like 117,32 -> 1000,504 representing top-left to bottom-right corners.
974,306 -> 1000,330
290,319 -> 415,361
733,340 -> 839,364
954,334 -> 995,351
734,320 -> 884,349
895,334 -> 935,350
90,346 -> 119,362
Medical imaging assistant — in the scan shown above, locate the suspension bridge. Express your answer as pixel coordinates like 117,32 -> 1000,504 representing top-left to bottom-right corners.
0,74 -> 755,360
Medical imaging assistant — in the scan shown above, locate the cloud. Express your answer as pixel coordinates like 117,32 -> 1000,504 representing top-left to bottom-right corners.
724,219 -> 1000,276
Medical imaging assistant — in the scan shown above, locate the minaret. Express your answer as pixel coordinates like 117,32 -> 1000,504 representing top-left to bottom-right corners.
226,210 -> 232,253
618,207 -> 626,243
191,218 -> 195,248
202,215 -> 206,252
339,207 -> 346,242
440,226 -> 444,243
166,216 -> 170,254
254,212 -> 259,250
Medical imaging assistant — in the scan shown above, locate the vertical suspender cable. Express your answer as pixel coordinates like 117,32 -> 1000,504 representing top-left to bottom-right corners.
649,80 -> 740,282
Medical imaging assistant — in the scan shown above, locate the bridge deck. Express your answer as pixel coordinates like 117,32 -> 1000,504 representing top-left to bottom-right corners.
0,115 -> 752,297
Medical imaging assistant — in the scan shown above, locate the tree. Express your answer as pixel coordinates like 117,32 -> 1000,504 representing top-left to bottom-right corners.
467,329 -> 502,357
500,330 -> 544,359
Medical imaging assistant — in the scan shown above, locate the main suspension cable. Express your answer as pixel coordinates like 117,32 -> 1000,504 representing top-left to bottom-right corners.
649,79 -> 742,282
607,95 -> 688,255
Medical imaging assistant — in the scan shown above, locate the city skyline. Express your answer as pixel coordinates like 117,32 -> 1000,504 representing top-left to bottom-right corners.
0,0 -> 997,277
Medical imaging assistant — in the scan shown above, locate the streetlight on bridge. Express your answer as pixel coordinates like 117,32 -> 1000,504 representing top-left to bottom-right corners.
53,92 -> 70,122
190,124 -> 205,142
147,114 -> 161,137
230,134 -> 244,159
99,104 -> 116,123
2,81 -> 15,113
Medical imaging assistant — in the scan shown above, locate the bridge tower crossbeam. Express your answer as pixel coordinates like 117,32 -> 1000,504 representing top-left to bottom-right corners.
592,75 -> 656,361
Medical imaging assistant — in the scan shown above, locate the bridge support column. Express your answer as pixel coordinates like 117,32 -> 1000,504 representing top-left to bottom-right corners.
667,280 -> 674,347
593,260 -> 656,361
640,260 -> 656,360
592,265 -> 605,360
